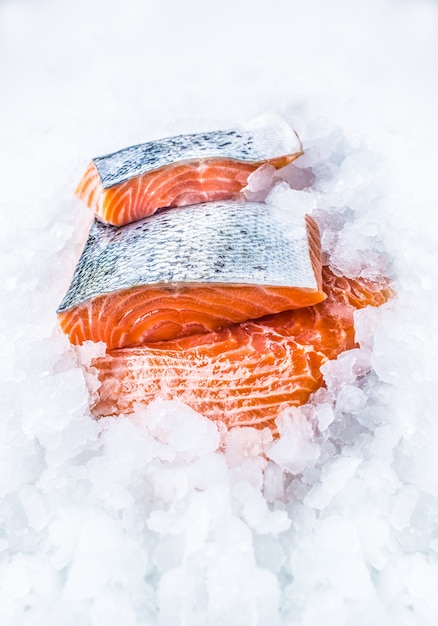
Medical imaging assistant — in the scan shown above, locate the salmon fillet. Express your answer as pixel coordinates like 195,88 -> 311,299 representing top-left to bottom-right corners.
58,202 -> 325,350
91,268 -> 393,430
75,117 -> 303,226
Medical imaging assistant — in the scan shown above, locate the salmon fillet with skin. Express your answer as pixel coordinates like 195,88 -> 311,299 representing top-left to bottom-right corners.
75,116 -> 303,226
90,268 -> 393,431
57,201 -> 325,350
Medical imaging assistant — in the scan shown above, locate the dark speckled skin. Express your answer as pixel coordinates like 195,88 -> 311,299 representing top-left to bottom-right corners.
93,117 -> 301,189
94,130 -> 253,188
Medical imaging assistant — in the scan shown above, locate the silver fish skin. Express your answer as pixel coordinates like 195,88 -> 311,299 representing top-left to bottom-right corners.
93,114 -> 302,189
57,200 -> 319,314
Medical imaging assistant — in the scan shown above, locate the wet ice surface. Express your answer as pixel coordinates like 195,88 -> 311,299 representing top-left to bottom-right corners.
1,0 -> 438,624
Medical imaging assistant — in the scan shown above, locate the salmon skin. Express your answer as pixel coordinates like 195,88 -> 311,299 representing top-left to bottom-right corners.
75,114 -> 303,226
57,200 -> 325,349
91,268 -> 393,431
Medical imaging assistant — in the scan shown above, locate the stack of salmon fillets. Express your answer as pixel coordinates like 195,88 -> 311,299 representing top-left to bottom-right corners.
58,116 -> 392,432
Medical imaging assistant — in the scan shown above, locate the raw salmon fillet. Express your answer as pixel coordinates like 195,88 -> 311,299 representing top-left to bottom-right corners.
91,268 -> 393,430
75,116 -> 303,226
57,201 -> 325,350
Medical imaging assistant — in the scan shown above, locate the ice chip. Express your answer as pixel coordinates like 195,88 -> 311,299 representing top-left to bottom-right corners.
321,348 -> 371,396
18,485 -> 48,531
254,534 -> 286,574
142,397 -> 220,456
320,456 -> 362,496
263,461 -> 286,504
315,403 -> 335,432
224,427 -> 272,468
243,163 -> 277,201
233,481 -> 290,534
64,555 -> 108,599
267,183 -> 317,221
267,408 -> 319,474
389,486 -> 419,530
75,340 -> 107,366
20,368 -> 89,437
153,535 -> 184,572
407,555 -> 438,599
276,161 -> 316,190
304,484 -> 334,510
354,306 -> 383,350
148,465 -> 189,502
336,385 -> 368,415
0,553 -> 32,600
